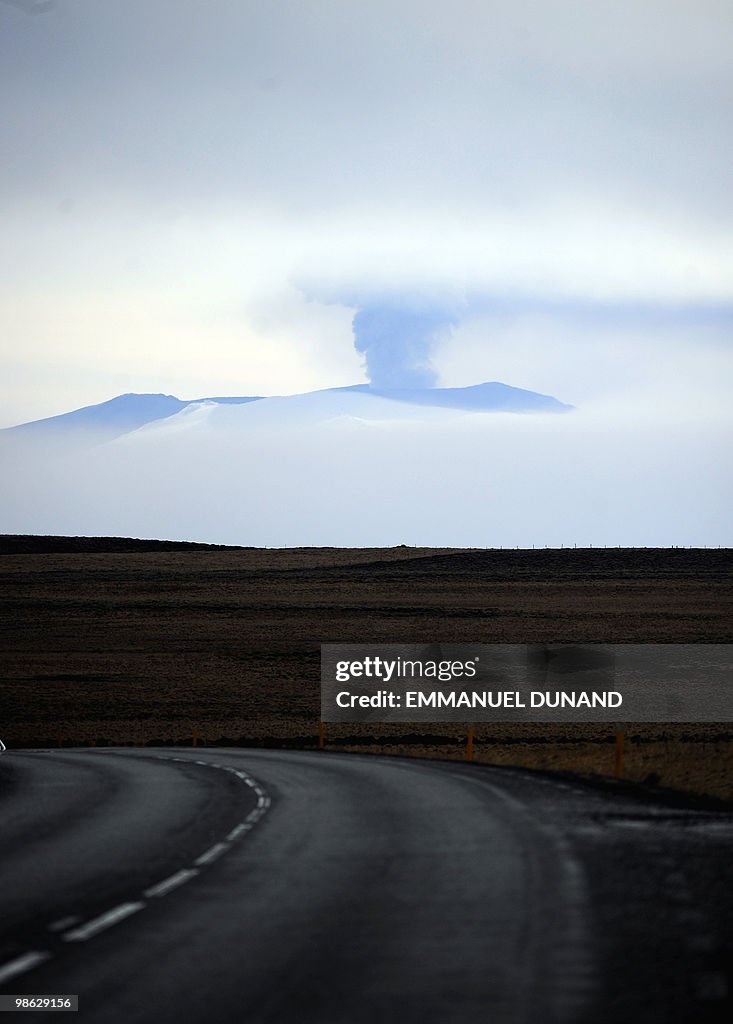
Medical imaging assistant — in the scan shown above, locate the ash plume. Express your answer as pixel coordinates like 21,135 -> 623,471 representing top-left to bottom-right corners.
352,302 -> 458,389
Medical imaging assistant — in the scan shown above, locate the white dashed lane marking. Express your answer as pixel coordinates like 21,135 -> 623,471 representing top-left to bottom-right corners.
0,754 -> 271,984
194,842 -> 230,867
48,915 -> 81,932
144,868 -> 200,898
63,902 -> 145,942
0,951 -> 52,985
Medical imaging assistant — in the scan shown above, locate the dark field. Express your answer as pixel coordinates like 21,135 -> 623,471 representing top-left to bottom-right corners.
1,537 -> 731,798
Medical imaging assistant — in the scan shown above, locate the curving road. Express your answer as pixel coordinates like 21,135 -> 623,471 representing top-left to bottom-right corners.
0,748 -> 731,1023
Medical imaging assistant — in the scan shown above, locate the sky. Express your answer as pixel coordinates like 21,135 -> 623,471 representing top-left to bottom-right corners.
1,0 -> 732,427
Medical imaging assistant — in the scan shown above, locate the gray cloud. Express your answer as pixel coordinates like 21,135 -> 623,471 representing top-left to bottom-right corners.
0,1 -> 55,14
1,0 -> 731,226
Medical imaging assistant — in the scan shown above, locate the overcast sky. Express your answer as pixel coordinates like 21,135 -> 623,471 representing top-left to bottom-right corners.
1,0 -> 732,425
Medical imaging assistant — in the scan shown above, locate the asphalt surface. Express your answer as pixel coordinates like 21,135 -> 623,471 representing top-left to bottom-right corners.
0,748 -> 731,1023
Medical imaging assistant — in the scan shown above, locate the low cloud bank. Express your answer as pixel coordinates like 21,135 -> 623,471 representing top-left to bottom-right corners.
1,400 -> 729,547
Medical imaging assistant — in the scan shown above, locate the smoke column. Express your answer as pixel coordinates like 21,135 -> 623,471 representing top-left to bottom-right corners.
352,303 -> 457,389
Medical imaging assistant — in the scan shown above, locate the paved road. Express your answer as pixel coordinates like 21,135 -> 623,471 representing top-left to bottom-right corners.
0,749 -> 731,1023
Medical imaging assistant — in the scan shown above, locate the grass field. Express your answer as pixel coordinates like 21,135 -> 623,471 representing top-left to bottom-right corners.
1,537 -> 731,799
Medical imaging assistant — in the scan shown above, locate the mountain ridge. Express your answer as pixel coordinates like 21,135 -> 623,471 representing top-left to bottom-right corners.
3,381 -> 572,441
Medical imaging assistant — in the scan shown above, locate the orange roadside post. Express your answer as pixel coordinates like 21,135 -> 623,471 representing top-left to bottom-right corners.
466,725 -> 475,761
318,720 -> 325,750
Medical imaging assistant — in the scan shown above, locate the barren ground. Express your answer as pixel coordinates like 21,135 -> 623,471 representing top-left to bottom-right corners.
0,537 -> 731,799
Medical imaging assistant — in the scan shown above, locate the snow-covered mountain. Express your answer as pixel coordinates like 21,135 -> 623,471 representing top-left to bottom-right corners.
1,392 -> 263,446
333,382 -> 570,412
2,381 -> 571,446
